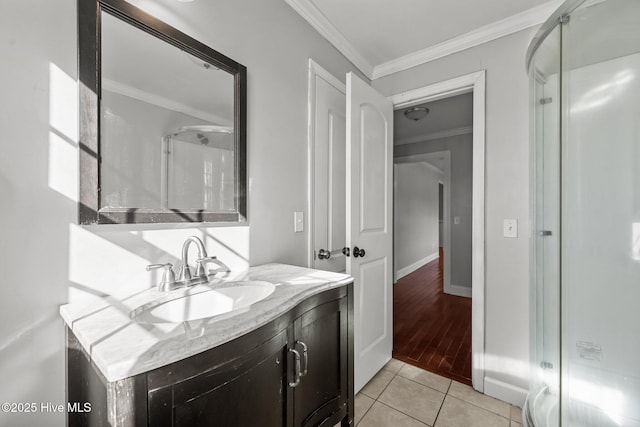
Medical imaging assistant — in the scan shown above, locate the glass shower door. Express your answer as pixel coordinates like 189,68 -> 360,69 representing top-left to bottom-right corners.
561,1 -> 640,425
529,24 -> 561,427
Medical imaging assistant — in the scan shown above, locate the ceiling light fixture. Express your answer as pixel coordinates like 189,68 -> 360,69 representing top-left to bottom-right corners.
404,107 -> 429,121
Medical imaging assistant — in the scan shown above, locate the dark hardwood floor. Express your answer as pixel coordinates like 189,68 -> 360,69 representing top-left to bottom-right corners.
393,251 -> 472,385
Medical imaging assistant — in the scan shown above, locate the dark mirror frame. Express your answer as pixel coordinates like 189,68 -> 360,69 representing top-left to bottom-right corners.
78,0 -> 247,225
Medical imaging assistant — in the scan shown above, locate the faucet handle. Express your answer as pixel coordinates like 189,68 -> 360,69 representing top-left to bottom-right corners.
147,263 -> 176,292
195,256 -> 217,279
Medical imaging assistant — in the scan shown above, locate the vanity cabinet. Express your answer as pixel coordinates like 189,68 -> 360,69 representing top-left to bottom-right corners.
67,284 -> 353,427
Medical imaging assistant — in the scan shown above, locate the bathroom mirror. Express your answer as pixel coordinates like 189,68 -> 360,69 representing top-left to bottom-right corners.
78,0 -> 247,224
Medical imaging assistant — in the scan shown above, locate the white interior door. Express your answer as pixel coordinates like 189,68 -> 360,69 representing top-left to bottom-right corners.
346,72 -> 394,392
311,66 -> 347,273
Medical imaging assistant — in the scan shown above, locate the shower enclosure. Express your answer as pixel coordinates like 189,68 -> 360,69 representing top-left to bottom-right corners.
526,0 -> 640,425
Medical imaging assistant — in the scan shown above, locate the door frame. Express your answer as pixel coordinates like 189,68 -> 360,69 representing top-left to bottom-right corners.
306,59 -> 346,268
388,70 -> 486,392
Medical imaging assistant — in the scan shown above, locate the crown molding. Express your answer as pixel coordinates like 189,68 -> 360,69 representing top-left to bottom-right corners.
102,78 -> 232,126
395,126 -> 473,146
372,0 -> 563,80
285,0 -> 374,79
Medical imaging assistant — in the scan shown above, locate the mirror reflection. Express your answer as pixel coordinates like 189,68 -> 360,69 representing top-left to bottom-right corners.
100,11 -> 235,213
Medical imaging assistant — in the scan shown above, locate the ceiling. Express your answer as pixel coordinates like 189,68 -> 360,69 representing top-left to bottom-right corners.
102,11 -> 234,126
394,92 -> 473,172
394,92 -> 473,146
286,0 -> 563,79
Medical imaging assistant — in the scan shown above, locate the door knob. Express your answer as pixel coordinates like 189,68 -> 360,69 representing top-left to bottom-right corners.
317,249 -> 331,260
342,247 -> 350,257
353,247 -> 366,258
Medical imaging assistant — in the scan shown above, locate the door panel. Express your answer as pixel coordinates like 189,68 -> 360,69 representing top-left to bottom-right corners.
358,257 -> 388,353
346,72 -> 393,392
359,105 -> 387,232
313,74 -> 347,273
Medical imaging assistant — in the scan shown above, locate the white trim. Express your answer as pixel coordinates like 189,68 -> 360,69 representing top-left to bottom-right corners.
448,284 -> 472,298
484,376 -> 529,407
395,252 -> 439,281
395,126 -> 473,146
389,70 -> 486,393
372,0 -> 563,79
285,0 -> 374,79
306,59 -> 346,268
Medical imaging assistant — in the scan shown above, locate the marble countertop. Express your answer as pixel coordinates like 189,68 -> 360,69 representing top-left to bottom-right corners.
60,263 -> 352,382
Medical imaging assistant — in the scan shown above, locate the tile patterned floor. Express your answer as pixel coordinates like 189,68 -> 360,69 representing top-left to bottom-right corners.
355,359 -> 523,427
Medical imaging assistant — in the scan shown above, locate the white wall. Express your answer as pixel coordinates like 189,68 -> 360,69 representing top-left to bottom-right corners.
375,28 -> 536,402
396,133 -> 473,288
394,162 -> 441,278
0,0 -> 361,424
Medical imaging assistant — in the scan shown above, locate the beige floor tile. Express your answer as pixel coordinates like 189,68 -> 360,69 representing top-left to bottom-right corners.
448,381 -> 510,418
358,402 -> 428,427
361,369 -> 395,399
378,375 -> 445,426
510,405 -> 523,423
382,358 -> 405,375
355,393 -> 375,425
511,421 -> 521,427
435,395 -> 510,427
397,363 -> 451,393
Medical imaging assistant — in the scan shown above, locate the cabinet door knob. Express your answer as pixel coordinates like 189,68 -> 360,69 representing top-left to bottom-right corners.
288,348 -> 301,387
353,247 -> 366,258
296,341 -> 308,377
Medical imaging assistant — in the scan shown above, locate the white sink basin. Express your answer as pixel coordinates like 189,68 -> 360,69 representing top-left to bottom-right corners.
133,281 -> 275,324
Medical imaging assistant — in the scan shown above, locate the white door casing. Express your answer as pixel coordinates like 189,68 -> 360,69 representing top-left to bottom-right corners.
307,60 -> 347,272
389,70 -> 485,392
346,72 -> 394,392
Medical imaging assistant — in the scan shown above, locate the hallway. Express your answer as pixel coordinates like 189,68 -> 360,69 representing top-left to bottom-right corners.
393,256 -> 472,385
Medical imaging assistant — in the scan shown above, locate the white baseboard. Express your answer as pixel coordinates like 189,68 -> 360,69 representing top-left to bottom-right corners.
396,252 -> 439,280
445,283 -> 472,298
484,376 -> 528,407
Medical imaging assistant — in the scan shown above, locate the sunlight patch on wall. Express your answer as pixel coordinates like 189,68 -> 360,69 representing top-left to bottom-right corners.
483,353 -> 529,382
48,131 -> 77,201
68,224 -> 152,303
139,226 -> 250,272
48,62 -> 78,201
49,62 -> 78,141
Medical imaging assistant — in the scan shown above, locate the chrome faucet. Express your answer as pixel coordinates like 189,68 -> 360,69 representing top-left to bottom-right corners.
147,236 -> 217,291
177,236 -> 217,285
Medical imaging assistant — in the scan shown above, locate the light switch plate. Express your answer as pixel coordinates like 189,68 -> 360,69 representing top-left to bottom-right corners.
294,211 -> 304,233
504,219 -> 518,238
454,216 -> 460,225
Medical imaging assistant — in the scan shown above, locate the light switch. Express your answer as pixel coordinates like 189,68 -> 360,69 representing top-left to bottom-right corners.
504,219 -> 518,238
454,216 -> 460,225
294,211 -> 304,233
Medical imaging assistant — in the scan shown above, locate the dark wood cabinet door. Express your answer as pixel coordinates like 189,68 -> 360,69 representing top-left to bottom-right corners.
149,330 -> 290,427
293,297 -> 349,426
